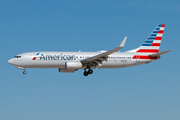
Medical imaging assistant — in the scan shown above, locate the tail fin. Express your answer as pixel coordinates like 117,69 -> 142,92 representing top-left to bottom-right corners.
128,24 -> 165,53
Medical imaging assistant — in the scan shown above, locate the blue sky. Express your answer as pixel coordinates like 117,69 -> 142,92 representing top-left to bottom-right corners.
0,0 -> 179,120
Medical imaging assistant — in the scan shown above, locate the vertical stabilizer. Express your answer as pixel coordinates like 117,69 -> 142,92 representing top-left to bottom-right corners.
127,24 -> 165,53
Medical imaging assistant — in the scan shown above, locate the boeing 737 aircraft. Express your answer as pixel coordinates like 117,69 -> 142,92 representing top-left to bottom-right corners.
8,24 -> 171,76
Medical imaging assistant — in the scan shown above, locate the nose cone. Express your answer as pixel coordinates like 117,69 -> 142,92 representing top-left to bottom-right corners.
8,58 -> 14,65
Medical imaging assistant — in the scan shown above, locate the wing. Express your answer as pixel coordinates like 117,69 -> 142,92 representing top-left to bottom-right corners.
81,36 -> 127,67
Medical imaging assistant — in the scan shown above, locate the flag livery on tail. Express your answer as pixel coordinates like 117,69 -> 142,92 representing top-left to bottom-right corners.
131,24 -> 165,60
137,24 -> 165,53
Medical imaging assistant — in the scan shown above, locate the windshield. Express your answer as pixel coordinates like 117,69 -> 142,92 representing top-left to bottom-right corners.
14,56 -> 21,58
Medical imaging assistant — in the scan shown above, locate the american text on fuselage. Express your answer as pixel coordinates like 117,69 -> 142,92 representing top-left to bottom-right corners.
39,54 -> 76,60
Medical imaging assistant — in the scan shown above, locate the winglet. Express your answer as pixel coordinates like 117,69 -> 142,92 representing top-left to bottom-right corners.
119,36 -> 127,48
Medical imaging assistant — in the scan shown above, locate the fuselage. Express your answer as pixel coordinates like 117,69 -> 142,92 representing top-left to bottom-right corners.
8,51 -> 155,69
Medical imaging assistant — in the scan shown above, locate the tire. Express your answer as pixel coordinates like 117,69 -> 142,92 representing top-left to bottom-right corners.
23,71 -> 26,74
88,69 -> 93,74
83,71 -> 88,76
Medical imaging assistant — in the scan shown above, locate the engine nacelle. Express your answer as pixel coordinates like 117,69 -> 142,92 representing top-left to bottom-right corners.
58,61 -> 82,73
65,61 -> 82,69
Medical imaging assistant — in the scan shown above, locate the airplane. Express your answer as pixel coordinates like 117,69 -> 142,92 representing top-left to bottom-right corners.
8,24 -> 171,76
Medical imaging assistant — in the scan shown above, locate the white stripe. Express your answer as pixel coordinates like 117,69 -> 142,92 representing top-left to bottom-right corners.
160,27 -> 164,30
135,53 -> 156,55
153,40 -> 161,43
139,46 -> 159,49
156,34 -> 163,37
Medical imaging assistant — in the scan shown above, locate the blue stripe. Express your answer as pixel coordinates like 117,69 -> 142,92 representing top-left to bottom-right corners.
147,37 -> 155,39
153,31 -> 158,33
155,28 -> 160,30
144,41 -> 153,43
158,24 -> 162,27
142,44 -> 152,46
150,34 -> 157,36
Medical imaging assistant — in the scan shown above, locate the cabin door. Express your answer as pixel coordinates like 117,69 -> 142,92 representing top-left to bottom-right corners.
136,54 -> 140,64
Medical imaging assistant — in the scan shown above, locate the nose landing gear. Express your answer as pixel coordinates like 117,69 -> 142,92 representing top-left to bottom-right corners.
17,67 -> 26,74
83,69 -> 93,76
23,70 -> 26,74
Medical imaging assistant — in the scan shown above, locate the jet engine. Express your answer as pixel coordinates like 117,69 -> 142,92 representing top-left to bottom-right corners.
59,61 -> 82,73
65,61 -> 82,69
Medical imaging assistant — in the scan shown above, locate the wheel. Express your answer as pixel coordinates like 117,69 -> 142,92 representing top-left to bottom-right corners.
83,71 -> 88,76
23,71 -> 26,74
88,69 -> 93,74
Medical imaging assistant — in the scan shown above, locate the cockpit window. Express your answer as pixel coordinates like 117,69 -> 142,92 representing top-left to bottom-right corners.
14,56 -> 21,58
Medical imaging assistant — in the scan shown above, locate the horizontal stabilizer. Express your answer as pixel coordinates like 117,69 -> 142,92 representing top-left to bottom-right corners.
149,50 -> 172,57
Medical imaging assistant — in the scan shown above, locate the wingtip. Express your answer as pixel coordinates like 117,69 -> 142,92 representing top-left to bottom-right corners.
119,36 -> 127,47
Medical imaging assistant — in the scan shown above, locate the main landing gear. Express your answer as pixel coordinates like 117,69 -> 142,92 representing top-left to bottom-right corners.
83,69 -> 93,76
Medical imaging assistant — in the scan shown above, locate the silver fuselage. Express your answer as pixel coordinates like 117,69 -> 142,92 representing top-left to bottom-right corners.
8,51 -> 155,69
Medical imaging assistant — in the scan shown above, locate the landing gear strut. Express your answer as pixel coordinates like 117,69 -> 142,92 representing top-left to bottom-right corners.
18,67 -> 26,74
83,69 -> 93,76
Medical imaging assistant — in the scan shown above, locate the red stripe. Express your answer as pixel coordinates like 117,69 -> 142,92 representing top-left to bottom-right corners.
151,43 -> 160,46
161,24 -> 165,27
32,57 -> 36,60
132,55 -> 158,59
155,37 -> 162,40
137,49 -> 159,53
158,30 -> 163,34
